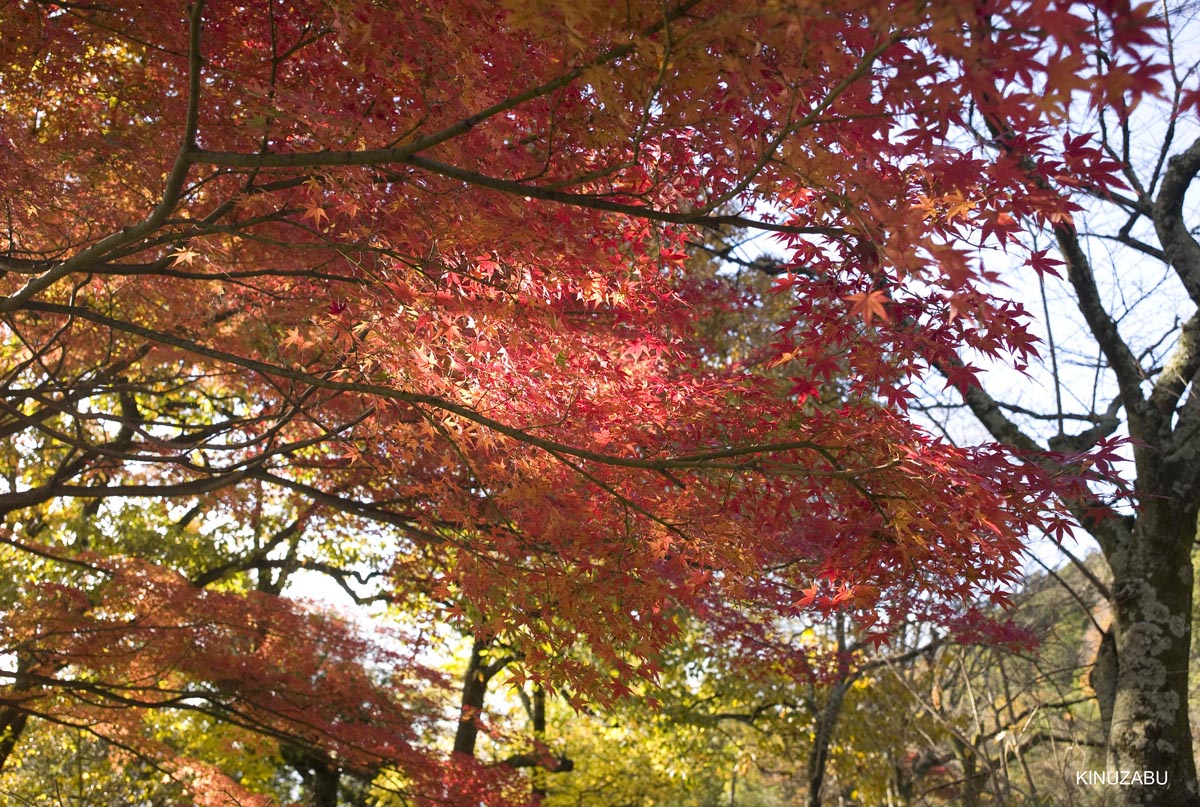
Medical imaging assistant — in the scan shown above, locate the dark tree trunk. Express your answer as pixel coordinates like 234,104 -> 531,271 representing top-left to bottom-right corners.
453,638 -> 490,757
1103,497 -> 1200,806
311,759 -> 340,807
805,677 -> 851,807
0,706 -> 29,772
951,737 -> 986,807
453,636 -> 511,758
0,652 -> 36,771
531,685 -> 547,805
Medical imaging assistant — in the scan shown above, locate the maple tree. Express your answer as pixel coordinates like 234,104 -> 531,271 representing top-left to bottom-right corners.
0,0 -> 1168,803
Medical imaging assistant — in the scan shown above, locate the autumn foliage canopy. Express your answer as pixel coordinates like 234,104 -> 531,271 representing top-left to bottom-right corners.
0,0 -> 1163,802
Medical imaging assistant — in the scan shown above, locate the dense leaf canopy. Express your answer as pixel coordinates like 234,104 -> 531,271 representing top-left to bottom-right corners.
0,0 -> 1160,802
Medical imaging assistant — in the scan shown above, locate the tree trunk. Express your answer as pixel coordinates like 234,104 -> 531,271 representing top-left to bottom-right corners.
1104,499 -> 1200,806
805,679 -> 850,807
311,759 -> 340,807
453,638 -> 490,757
1090,628 -> 1118,742
531,685 -> 547,806
0,706 -> 29,772
951,737 -> 986,807
0,652 -> 36,771
453,636 -> 512,758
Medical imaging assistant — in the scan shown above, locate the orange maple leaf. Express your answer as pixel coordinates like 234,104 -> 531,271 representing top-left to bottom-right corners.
300,205 -> 329,227
844,289 -> 891,324
170,247 -> 200,266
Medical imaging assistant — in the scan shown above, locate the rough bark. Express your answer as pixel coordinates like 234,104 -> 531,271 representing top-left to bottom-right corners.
1095,133 -> 1200,807
1103,498 -> 1199,806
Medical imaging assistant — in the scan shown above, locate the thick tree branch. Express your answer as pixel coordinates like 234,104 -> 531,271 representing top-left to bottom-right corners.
402,154 -> 846,237
930,351 -> 1129,557
1153,134 -> 1200,306
1054,224 -> 1147,419
931,351 -> 1042,454
1149,312 -> 1200,422
249,470 -> 445,545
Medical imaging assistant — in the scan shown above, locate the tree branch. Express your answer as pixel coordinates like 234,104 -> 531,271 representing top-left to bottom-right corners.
21,301 -> 867,479
1054,223 -> 1147,419
0,0 -> 206,314
1149,311 -> 1200,420
1153,134 -> 1200,306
